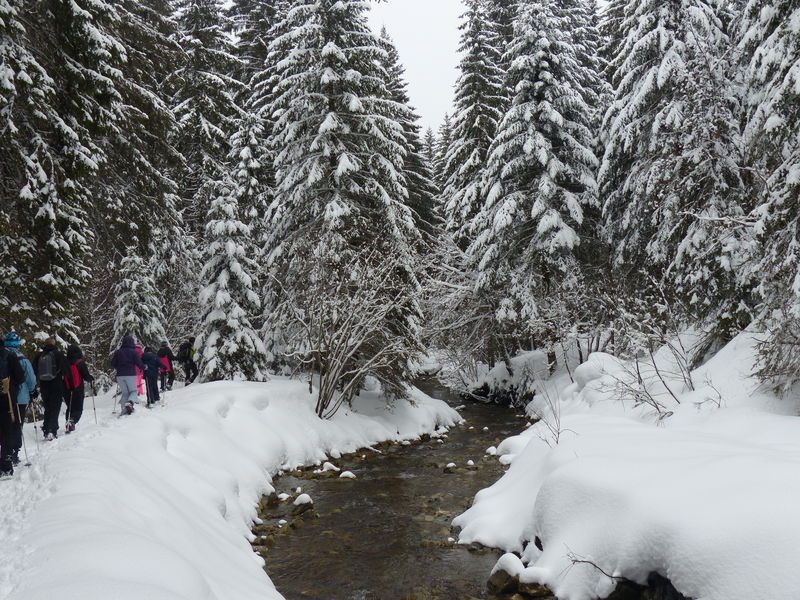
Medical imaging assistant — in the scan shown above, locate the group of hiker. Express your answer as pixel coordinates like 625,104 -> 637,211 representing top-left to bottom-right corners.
110,336 -> 198,415
0,332 -> 199,477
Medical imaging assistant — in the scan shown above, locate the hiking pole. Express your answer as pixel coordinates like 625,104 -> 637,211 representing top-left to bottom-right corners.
112,384 -> 119,415
91,381 -> 98,424
15,404 -> 31,467
29,399 -> 41,453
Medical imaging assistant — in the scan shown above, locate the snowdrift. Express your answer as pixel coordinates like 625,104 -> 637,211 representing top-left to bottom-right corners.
0,379 -> 460,600
454,331 -> 800,600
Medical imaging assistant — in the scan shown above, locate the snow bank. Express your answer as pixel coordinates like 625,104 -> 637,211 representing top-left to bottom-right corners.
0,378 -> 459,600
454,331 -> 800,599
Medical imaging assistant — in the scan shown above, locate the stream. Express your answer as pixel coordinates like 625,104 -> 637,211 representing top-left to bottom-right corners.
256,378 -> 527,600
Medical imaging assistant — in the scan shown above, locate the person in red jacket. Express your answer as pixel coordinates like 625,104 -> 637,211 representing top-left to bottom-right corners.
63,344 -> 94,433
157,341 -> 176,392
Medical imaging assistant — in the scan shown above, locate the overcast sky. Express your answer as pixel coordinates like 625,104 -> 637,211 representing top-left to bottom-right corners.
368,0 -> 465,132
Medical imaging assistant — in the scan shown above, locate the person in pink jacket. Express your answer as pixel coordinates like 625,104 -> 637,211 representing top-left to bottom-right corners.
135,343 -> 145,395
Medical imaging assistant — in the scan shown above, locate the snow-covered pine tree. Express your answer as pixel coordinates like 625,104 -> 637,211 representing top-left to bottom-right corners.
229,109 -> 270,260
16,0 -> 133,344
468,0 -> 598,343
111,253 -> 168,350
168,0 -> 244,233
196,178 -> 268,382
600,0 -> 747,337
0,0 -> 51,331
485,0 -> 517,92
380,29 -> 440,234
740,0 -> 800,388
422,128 -> 437,169
441,0 -> 506,244
433,113 -> 453,187
560,0 -> 607,124
265,0 -> 422,411
105,0 -> 185,246
228,0 -> 289,81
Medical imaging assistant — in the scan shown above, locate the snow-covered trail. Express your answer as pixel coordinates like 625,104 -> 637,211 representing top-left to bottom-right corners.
0,379 -> 460,600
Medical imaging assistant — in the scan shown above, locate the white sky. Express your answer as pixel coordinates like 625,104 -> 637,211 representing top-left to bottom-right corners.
368,0 -> 465,132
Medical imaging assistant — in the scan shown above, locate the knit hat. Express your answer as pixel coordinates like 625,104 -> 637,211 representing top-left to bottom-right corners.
4,332 -> 21,348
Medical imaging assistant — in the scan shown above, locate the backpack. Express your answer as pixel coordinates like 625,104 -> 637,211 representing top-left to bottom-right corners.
159,355 -> 171,373
37,351 -> 58,382
64,361 -> 83,391
177,344 -> 188,362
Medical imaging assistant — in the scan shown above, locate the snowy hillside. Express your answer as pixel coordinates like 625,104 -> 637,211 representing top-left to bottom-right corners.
0,380 -> 459,600
454,332 -> 800,599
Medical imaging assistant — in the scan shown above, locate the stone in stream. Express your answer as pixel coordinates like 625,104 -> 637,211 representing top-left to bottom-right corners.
444,462 -> 457,474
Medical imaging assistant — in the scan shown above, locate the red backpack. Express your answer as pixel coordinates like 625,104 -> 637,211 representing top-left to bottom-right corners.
64,360 -> 83,391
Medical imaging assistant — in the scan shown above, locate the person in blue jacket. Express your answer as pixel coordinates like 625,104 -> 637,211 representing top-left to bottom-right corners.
4,333 -> 36,466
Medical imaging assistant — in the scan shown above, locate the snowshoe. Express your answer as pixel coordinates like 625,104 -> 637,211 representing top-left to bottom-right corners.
45,432 -> 54,442
123,402 -> 134,416
65,420 -> 75,434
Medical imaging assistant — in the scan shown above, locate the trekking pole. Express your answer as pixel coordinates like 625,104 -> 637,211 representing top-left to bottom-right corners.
112,384 -> 119,415
91,381 -> 98,424
15,404 -> 31,467
30,400 -> 41,453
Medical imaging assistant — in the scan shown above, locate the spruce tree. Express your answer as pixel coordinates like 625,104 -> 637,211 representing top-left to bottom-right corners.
441,0 -> 506,244
468,0 -> 598,337
196,179 -> 268,382
380,29 -> 440,234
740,0 -> 800,387
265,0 -> 422,405
433,113 -> 453,188
168,0 -> 244,232
112,253 -> 168,349
600,0 -> 745,333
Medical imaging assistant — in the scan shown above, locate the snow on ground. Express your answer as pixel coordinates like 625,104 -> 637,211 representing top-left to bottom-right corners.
0,378 -> 459,600
454,331 -> 800,600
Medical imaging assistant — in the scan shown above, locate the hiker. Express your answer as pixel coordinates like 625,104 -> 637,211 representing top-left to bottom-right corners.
157,340 -> 176,392
177,337 -> 198,384
141,346 -> 161,407
63,344 -> 94,433
33,338 -> 67,441
4,332 -> 36,464
111,335 -> 145,415
135,343 -> 145,396
0,339 -> 25,476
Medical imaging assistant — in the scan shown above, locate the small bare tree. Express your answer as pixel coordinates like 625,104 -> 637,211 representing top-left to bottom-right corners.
270,247 -> 422,419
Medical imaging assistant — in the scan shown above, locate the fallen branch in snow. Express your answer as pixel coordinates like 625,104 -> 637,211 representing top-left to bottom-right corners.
565,551 -> 636,586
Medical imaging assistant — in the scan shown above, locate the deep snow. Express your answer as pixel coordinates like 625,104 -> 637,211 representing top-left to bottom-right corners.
454,331 -> 800,600
0,379 -> 459,600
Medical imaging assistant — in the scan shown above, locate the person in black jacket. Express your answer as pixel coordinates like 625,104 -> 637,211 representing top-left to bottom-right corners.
177,337 -> 199,384
141,347 -> 161,407
0,344 -> 25,476
63,344 -> 94,433
33,338 -> 68,441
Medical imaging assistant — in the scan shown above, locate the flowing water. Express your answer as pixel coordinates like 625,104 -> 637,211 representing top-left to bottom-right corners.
258,379 -> 527,600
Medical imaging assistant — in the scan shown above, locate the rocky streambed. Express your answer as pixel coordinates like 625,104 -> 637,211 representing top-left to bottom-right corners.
253,379 -> 526,600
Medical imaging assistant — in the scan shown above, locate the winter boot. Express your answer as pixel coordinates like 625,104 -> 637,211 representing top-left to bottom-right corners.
45,432 -> 54,442
65,420 -> 75,434
10,451 -> 20,467
123,402 -> 134,416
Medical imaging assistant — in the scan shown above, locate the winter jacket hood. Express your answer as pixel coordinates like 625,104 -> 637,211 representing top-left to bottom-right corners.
121,335 -> 136,350
66,344 -> 84,362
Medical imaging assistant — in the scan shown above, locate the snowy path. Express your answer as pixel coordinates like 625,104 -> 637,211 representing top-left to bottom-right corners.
0,380 -> 459,600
